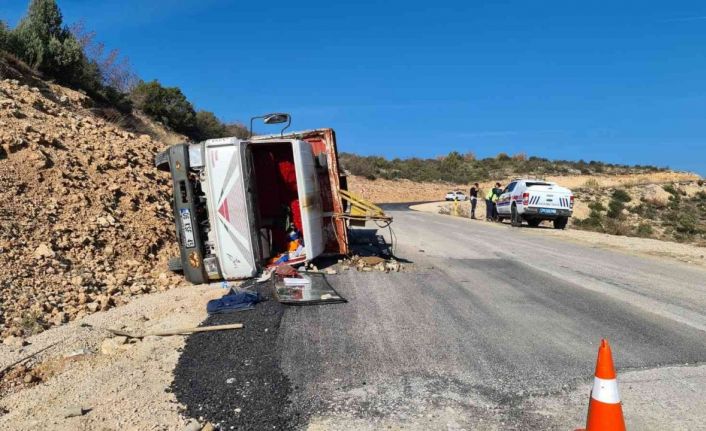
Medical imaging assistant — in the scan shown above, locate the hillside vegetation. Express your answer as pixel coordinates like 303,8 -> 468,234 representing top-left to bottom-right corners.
574,181 -> 706,245
340,151 -> 668,184
0,0 -> 247,142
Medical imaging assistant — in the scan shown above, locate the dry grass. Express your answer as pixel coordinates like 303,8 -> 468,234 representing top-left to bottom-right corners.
438,202 -> 471,218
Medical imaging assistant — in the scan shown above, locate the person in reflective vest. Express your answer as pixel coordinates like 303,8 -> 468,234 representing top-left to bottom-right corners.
485,187 -> 495,221
491,182 -> 503,220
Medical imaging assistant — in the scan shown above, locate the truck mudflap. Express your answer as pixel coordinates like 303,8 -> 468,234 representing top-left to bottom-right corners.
155,144 -> 209,284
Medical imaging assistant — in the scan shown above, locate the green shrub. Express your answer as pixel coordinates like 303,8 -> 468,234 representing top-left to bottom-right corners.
635,223 -> 653,237
663,184 -> 678,196
193,110 -> 227,141
130,80 -> 196,135
224,122 -> 249,139
11,0 -> 94,87
611,189 -> 632,203
674,212 -> 699,235
628,204 -> 642,215
21,310 -> 44,335
588,201 -> 606,212
604,219 -> 631,236
583,178 -> 600,189
0,20 -> 9,50
3,1 -> 134,113
668,193 -> 681,210
606,199 -> 624,219
574,210 -> 604,231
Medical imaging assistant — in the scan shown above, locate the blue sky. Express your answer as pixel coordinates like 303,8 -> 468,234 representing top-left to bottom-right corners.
2,1 -> 705,175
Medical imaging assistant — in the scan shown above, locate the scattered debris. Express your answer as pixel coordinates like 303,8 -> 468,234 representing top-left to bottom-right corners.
182,420 -> 202,431
107,323 -> 244,339
274,264 -> 299,278
63,406 -> 90,418
2,335 -> 28,348
0,340 -> 61,376
359,256 -> 385,266
338,255 -> 403,273
207,290 -> 262,315
273,272 -> 346,305
100,336 -> 130,356
63,348 -> 91,359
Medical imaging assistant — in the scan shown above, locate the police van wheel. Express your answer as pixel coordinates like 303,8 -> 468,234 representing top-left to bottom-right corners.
553,217 -> 568,230
511,205 -> 521,227
167,256 -> 183,273
527,219 -> 541,227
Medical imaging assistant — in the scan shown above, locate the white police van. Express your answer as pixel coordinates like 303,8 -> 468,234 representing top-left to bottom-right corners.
496,179 -> 574,229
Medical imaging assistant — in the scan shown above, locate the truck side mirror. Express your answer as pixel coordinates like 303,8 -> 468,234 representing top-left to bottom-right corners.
250,112 -> 292,137
263,113 -> 290,124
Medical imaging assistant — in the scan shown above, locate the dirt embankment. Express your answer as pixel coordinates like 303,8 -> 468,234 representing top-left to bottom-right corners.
0,78 -> 182,340
347,172 -> 700,204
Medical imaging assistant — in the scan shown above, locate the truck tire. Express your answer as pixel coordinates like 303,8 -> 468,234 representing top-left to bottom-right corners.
553,217 -> 568,230
527,219 -> 541,228
167,256 -> 183,273
511,204 -> 522,227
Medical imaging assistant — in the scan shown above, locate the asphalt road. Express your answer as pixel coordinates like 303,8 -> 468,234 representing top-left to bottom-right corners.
278,207 -> 706,430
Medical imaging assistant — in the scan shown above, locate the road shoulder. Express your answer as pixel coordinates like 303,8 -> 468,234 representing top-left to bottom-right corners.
409,201 -> 706,269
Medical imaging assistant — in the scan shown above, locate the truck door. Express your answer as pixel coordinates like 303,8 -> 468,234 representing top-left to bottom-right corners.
498,181 -> 516,215
203,139 -> 258,279
291,140 -> 325,260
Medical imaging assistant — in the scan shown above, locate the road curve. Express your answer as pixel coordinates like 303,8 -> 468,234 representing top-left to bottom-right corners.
279,207 -> 706,430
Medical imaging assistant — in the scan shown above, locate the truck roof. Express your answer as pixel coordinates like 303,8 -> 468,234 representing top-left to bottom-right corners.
251,128 -> 334,141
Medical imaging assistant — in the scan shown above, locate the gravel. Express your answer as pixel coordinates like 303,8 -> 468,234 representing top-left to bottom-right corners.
172,284 -> 305,430
0,76 -> 184,339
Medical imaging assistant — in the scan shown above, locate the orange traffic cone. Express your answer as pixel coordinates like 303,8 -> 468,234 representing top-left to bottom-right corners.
577,339 -> 626,431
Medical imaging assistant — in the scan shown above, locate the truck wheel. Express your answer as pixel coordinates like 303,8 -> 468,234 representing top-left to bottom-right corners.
511,204 -> 521,227
527,219 -> 541,228
167,256 -> 183,273
553,217 -> 568,230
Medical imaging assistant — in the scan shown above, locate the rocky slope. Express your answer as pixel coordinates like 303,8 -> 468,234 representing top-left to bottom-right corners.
0,77 -> 182,339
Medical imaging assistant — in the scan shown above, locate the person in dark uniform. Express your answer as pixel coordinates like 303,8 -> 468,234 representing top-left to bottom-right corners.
469,182 -> 479,219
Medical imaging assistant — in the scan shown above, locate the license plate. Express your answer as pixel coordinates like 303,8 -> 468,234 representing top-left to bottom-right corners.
539,208 -> 557,215
179,208 -> 196,248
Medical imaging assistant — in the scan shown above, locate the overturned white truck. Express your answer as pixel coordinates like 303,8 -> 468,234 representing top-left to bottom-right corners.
156,126 -> 350,284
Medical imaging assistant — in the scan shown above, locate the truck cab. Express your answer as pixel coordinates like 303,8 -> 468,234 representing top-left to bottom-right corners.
155,128 -> 349,284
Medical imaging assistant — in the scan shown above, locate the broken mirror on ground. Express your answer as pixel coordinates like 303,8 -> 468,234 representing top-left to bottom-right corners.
273,271 -> 347,305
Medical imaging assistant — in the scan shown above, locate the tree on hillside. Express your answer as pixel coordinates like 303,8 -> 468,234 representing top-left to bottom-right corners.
130,80 -> 197,135
193,110 -> 227,140
12,0 -> 85,81
70,21 -> 138,92
192,114 -> 250,140
0,21 -> 9,50
224,122 -> 250,139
